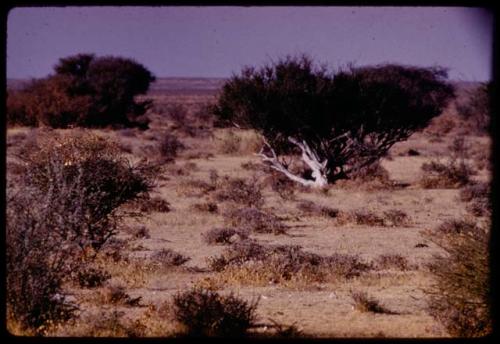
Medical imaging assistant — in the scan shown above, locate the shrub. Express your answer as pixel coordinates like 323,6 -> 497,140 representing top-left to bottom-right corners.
202,228 -> 248,245
19,132 -> 153,250
460,182 -> 491,217
208,242 -> 370,281
351,292 -> 395,314
265,171 -> 297,200
217,129 -> 242,154
137,196 -> 171,213
76,267 -> 111,288
172,288 -> 259,337
214,177 -> 264,208
158,133 -> 185,162
420,136 -> 476,189
349,210 -> 385,226
191,202 -> 219,214
101,284 -> 142,306
425,219 -> 491,337
382,209 -> 410,227
296,200 -> 340,218
151,249 -> 190,267
6,53 -> 155,128
455,82 -> 490,134
213,55 -> 454,186
374,254 -> 410,271
6,187 -> 78,334
224,207 -> 287,235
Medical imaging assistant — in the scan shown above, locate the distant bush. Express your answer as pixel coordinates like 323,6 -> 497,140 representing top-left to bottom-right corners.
459,182 -> 491,217
425,219 -> 491,337
151,249 -> 191,267
296,200 -> 340,219
172,288 -> 259,337
420,137 -> 476,188
455,82 -> 491,134
214,177 -> 264,208
7,53 -> 155,128
158,133 -> 185,163
202,228 -> 248,245
224,207 -> 287,235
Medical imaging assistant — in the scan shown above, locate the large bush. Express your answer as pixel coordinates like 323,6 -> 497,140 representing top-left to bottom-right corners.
213,55 -> 454,186
6,54 -> 155,128
455,82 -> 491,134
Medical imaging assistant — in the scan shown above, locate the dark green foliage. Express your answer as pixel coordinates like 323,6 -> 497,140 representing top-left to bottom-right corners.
213,55 -> 454,182
7,53 -> 155,128
172,288 -> 259,337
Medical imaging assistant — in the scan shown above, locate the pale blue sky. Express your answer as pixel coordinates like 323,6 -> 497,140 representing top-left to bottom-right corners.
7,6 -> 494,81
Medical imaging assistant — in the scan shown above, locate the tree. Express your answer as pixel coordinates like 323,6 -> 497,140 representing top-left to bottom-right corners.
213,55 -> 455,187
6,53 -> 155,128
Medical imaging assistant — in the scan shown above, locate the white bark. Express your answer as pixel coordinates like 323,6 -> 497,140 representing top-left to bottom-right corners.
256,137 -> 329,188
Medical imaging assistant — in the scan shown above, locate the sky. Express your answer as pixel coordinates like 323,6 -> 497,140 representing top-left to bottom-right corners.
6,6 -> 494,81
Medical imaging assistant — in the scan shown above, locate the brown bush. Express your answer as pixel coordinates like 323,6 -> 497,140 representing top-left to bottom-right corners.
18,133 -> 153,250
296,200 -> 340,218
208,242 -> 370,281
374,254 -> 411,271
172,288 -> 259,337
202,228 -> 249,245
425,219 -> 491,337
351,292 -> 396,314
214,177 -> 264,208
191,202 -> 219,214
75,267 -> 111,288
224,207 -> 287,235
459,182 -> 491,217
382,209 -> 410,227
265,171 -> 297,200
151,249 -> 190,267
217,129 -> 242,154
158,133 -> 185,162
101,284 -> 142,306
137,196 -> 171,213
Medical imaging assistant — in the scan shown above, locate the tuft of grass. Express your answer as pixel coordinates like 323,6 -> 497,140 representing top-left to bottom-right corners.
214,177 -> 264,208
374,254 -> 411,271
459,182 -> 491,217
296,200 -> 340,219
151,249 -> 191,268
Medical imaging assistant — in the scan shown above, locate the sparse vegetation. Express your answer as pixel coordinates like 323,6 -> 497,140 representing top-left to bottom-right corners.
224,207 -> 288,235
202,228 -> 248,245
172,288 -> 259,337
424,219 -> 491,337
351,292 -> 396,314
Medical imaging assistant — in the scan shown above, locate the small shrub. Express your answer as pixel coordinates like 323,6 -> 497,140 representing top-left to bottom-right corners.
102,284 -> 142,306
296,200 -> 340,218
224,207 -> 287,235
350,210 -> 385,226
460,182 -> 491,217
214,177 -> 264,208
351,292 -> 395,314
191,202 -> 219,214
76,267 -> 111,288
425,219 -> 491,337
217,129 -> 241,154
202,228 -> 248,245
172,288 -> 259,337
137,196 -> 171,213
265,171 -> 296,200
158,133 -> 185,162
126,225 -> 150,239
382,209 -> 410,227
151,249 -> 190,267
374,254 -> 410,271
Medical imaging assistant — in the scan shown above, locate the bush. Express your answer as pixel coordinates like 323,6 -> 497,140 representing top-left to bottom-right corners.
296,200 -> 340,218
224,207 -> 287,235
19,132 -> 153,250
374,254 -> 410,271
213,55 -> 454,186
351,292 -> 395,314
6,187 -> 78,335
76,267 -> 111,288
158,133 -> 185,162
136,196 -> 171,213
172,288 -> 259,337
214,177 -> 264,208
425,219 -> 491,337
7,53 -> 155,128
455,82 -> 490,134
151,249 -> 190,267
202,228 -> 248,245
460,182 -> 491,217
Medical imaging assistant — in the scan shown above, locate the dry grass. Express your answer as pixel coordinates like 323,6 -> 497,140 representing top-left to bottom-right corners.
351,291 -> 397,314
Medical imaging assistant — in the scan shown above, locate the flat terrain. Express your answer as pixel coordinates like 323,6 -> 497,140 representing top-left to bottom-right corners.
6,84 -> 491,338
